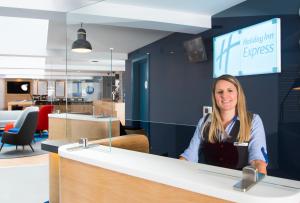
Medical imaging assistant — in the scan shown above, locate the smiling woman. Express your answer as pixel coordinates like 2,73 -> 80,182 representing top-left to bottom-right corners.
214,79 -> 238,113
180,74 -> 268,174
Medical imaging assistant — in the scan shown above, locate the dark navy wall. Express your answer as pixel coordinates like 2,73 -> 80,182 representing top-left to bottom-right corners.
125,33 -> 213,125
124,13 -> 300,173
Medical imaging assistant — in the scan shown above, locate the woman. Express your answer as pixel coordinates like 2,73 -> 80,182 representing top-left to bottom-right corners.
180,74 -> 268,174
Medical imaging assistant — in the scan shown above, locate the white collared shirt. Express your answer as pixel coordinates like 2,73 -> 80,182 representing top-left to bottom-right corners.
181,114 -> 267,164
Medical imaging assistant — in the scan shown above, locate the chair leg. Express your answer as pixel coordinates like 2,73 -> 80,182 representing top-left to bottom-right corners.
0,143 -> 4,151
16,145 -> 18,150
29,144 -> 34,152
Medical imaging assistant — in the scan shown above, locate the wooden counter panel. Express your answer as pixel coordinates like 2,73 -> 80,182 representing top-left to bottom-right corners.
69,104 -> 93,114
49,153 -> 60,203
93,101 -> 125,125
49,117 -> 119,141
48,115 -> 120,202
66,118 -> 119,140
46,104 -> 93,114
60,158 -> 231,203
48,118 -> 67,140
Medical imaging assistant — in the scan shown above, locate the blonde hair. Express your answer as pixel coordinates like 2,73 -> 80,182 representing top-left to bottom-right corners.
207,74 -> 252,143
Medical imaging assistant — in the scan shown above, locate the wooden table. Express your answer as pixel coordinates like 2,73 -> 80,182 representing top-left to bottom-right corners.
7,100 -> 33,110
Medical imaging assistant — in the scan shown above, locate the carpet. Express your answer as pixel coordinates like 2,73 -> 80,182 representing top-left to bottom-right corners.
0,132 -> 48,159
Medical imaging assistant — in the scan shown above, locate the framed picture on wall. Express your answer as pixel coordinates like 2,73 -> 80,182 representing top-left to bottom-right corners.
32,80 -> 38,95
55,81 -> 65,97
37,80 -> 48,95
72,81 -> 81,97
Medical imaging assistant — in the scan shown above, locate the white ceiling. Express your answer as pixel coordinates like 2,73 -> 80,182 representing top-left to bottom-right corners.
69,0 -> 246,34
0,0 -> 99,12
0,0 -> 246,79
105,0 -> 245,15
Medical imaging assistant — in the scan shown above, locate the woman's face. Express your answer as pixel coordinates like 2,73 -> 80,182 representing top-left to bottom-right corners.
214,80 -> 238,113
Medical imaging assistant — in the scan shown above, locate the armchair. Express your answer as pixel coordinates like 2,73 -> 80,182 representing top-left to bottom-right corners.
3,106 -> 39,132
119,122 -> 146,135
0,111 -> 39,152
93,134 -> 149,153
36,105 -> 54,135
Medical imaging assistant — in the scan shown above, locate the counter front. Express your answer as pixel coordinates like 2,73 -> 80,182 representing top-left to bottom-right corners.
58,143 -> 300,203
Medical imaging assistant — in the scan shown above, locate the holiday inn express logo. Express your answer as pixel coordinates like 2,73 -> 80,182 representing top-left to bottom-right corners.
213,18 -> 281,78
215,33 -> 241,75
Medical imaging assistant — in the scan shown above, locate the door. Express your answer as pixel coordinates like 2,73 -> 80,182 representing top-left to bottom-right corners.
131,55 -> 149,130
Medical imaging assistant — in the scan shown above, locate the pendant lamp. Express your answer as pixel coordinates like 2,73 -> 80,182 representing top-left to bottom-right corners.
72,23 -> 92,53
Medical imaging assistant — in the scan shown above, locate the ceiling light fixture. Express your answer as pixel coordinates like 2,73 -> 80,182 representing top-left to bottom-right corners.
72,23 -> 92,53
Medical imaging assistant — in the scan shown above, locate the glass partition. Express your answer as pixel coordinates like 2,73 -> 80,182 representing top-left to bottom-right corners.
65,3 -> 117,148
62,0 -> 300,181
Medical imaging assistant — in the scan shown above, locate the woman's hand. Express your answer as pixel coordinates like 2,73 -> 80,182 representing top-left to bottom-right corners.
250,160 -> 267,175
179,156 -> 187,161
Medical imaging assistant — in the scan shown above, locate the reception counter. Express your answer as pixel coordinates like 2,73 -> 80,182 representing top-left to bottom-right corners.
58,143 -> 300,203
47,114 -> 120,203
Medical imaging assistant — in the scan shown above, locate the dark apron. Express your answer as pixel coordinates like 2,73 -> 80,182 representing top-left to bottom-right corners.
199,116 -> 249,170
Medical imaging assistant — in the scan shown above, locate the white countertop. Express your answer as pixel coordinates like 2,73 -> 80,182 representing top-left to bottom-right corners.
49,113 -> 119,122
59,143 -> 300,203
